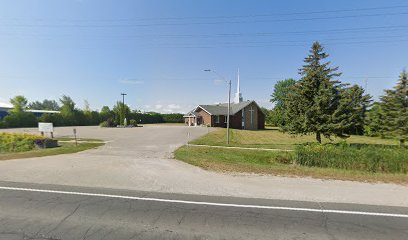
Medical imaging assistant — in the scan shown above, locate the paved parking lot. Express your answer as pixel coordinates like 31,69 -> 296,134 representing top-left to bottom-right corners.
1,125 -> 407,207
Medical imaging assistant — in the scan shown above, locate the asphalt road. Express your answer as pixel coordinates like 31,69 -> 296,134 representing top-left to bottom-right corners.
0,181 -> 407,240
1,126 -> 407,207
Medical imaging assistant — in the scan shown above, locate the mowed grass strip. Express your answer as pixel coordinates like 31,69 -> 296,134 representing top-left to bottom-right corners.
174,146 -> 408,184
191,128 -> 398,150
0,142 -> 104,161
54,138 -> 105,142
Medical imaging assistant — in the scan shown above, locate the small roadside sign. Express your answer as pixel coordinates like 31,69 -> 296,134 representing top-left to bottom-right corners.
38,122 -> 53,133
73,128 -> 78,146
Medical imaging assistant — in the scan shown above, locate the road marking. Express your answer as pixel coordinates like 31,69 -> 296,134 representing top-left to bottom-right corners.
0,186 -> 407,218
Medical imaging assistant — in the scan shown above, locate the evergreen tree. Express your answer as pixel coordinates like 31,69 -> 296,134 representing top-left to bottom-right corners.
284,41 -> 366,143
364,102 -> 385,137
380,70 -> 408,146
333,85 -> 372,135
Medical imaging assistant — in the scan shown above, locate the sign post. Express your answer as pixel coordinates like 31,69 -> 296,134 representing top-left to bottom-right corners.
73,128 -> 77,146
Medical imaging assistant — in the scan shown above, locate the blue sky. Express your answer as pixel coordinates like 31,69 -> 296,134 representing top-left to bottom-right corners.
1,0 -> 407,113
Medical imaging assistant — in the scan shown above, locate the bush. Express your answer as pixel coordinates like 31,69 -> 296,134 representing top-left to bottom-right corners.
99,118 -> 115,128
0,132 -> 45,152
99,121 -> 109,128
38,113 -> 64,126
3,112 -> 38,128
129,119 -> 138,126
295,143 -> 408,173
161,113 -> 184,123
0,121 -> 6,128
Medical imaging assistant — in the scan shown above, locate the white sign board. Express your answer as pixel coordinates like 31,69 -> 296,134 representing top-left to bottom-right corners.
38,122 -> 54,133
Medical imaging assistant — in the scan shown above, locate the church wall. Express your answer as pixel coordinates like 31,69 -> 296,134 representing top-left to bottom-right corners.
243,102 -> 259,130
196,108 -> 212,126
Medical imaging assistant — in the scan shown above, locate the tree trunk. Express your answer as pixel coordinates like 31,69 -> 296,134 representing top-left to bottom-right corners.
316,132 -> 322,144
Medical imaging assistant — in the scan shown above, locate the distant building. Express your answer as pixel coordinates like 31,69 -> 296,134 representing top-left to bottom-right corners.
0,106 -> 60,120
0,107 -> 10,120
184,71 -> 265,130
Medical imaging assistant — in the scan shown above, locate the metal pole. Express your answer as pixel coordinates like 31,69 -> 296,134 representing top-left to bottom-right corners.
121,93 -> 127,126
227,80 -> 231,145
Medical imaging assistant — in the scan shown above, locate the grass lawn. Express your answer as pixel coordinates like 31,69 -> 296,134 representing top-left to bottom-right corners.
141,123 -> 185,126
54,138 -> 105,142
175,146 -> 408,184
175,128 -> 407,184
0,141 -> 104,161
190,128 -> 398,150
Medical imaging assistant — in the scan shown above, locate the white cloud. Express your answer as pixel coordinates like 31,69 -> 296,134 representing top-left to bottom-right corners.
119,79 -> 144,85
0,100 -> 12,108
167,104 -> 181,110
142,103 -> 190,114
213,79 -> 224,85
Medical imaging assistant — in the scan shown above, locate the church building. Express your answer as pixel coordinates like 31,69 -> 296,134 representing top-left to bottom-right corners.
183,71 -> 265,130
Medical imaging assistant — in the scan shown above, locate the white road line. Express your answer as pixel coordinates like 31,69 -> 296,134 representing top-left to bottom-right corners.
0,186 -> 407,218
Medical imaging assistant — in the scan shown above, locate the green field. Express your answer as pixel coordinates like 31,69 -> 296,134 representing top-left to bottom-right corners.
175,128 -> 408,184
190,128 -> 398,150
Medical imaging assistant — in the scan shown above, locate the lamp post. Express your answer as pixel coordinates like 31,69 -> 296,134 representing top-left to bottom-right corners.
120,93 -> 127,126
204,69 -> 231,145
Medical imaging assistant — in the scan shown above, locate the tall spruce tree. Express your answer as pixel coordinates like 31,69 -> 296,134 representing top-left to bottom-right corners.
284,41 -> 369,143
380,70 -> 408,146
364,102 -> 386,137
333,85 -> 372,135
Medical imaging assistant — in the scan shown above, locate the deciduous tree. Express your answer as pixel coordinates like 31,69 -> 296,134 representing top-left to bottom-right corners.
10,95 -> 28,113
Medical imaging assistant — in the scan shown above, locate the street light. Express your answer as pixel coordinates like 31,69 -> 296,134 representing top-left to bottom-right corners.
204,69 -> 231,145
121,93 -> 127,126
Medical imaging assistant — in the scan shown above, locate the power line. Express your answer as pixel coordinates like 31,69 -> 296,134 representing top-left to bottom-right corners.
1,24 -> 408,39
1,12 -> 408,28
1,5 -> 408,22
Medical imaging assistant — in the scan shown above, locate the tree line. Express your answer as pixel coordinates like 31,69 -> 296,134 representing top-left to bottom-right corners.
264,41 -> 407,145
0,95 -> 184,128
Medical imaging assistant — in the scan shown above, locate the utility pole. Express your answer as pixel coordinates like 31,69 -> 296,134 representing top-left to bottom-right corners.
204,69 -> 231,145
227,79 -> 231,145
121,93 -> 127,126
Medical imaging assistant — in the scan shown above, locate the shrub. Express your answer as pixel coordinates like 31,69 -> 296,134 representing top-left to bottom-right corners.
0,132 -> 45,152
129,119 -> 138,126
38,113 -> 64,126
3,112 -> 37,128
295,143 -> 408,173
99,118 -> 115,128
162,113 -> 184,123
99,121 -> 109,128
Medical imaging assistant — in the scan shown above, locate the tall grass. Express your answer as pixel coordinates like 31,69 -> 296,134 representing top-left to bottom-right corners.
295,143 -> 408,174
